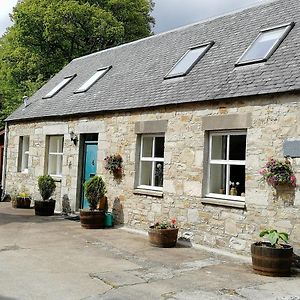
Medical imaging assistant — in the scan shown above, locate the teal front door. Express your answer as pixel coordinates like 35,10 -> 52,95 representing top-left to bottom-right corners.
82,142 -> 98,209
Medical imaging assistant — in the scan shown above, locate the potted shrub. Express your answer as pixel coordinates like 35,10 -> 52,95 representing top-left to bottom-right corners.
80,175 -> 107,229
34,175 -> 56,216
251,229 -> 293,276
148,218 -> 178,247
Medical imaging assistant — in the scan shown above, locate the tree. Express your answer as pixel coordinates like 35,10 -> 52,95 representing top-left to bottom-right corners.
0,0 -> 154,127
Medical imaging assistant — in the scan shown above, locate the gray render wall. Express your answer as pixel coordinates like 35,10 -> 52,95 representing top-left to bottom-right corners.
5,93 -> 300,255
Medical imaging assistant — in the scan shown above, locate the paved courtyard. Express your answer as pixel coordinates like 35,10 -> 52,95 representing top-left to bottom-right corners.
0,202 -> 300,300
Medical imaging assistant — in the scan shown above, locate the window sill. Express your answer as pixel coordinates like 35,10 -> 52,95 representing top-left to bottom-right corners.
201,197 -> 245,209
49,175 -> 62,182
133,189 -> 163,198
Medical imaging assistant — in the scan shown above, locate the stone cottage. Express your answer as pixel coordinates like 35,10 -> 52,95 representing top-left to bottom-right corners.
3,0 -> 300,254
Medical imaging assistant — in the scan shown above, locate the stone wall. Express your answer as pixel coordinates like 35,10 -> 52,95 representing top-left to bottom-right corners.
5,92 -> 300,255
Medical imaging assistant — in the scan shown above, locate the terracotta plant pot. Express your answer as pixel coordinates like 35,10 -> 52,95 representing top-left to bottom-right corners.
34,199 -> 56,216
251,242 -> 293,276
148,227 -> 179,248
80,210 -> 105,229
15,197 -> 31,209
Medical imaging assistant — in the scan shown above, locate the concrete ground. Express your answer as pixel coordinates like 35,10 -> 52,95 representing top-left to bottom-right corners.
0,202 -> 300,300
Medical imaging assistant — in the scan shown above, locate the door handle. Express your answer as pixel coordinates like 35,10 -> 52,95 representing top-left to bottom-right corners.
90,173 -> 95,178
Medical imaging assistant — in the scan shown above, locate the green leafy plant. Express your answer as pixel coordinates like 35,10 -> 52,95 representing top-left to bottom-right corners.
38,175 -> 56,200
84,175 -> 107,211
150,218 -> 177,229
259,229 -> 289,246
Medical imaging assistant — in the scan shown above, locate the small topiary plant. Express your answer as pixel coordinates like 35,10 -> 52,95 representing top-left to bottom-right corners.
84,175 -> 107,211
38,175 -> 56,200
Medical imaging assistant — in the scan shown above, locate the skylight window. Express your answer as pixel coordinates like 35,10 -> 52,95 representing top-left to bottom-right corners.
75,66 -> 112,93
236,22 -> 294,66
43,75 -> 76,98
165,42 -> 214,79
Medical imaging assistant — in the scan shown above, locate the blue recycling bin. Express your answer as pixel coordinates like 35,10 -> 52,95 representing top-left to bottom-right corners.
105,212 -> 113,228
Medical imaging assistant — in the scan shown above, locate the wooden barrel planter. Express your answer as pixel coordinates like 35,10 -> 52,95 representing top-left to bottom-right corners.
251,242 -> 293,276
80,210 -> 105,229
16,197 -> 31,209
148,227 -> 179,248
34,200 -> 56,216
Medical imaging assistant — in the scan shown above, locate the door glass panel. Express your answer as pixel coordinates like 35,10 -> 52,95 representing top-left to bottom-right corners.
211,135 -> 227,160
142,137 -> 153,157
229,135 -> 246,160
154,162 -> 164,187
209,164 -> 226,194
229,165 -> 245,196
154,137 -> 164,158
140,161 -> 152,186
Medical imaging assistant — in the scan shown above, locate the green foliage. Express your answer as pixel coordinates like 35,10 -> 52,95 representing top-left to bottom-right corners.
259,229 -> 289,246
38,175 -> 56,200
84,175 -> 107,210
0,0 -> 154,127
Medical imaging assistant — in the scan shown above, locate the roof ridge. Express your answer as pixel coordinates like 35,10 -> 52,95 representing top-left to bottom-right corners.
73,0 -> 276,62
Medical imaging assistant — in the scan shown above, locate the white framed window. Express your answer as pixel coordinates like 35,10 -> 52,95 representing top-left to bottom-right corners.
18,136 -> 30,172
236,22 -> 294,66
206,131 -> 246,201
138,135 -> 165,191
47,135 -> 64,176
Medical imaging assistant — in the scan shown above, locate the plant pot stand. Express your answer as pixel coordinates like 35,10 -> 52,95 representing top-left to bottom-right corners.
34,200 -> 56,216
251,242 -> 293,276
80,210 -> 105,229
148,228 -> 179,248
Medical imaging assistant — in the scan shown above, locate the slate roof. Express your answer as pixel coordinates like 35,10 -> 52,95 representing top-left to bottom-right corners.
6,0 -> 300,122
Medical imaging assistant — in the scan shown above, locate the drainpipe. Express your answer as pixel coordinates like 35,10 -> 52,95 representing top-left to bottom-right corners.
1,122 -> 9,199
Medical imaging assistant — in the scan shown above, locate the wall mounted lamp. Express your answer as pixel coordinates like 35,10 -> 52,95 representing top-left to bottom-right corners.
70,131 -> 78,146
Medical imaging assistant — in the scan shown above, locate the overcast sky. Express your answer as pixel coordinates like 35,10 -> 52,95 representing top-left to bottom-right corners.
0,0 -> 270,37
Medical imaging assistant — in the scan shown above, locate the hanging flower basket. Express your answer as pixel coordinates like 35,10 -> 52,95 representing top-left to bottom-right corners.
104,154 -> 123,177
259,158 -> 296,188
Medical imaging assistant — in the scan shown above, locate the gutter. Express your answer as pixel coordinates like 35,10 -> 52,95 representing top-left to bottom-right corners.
1,122 -> 8,199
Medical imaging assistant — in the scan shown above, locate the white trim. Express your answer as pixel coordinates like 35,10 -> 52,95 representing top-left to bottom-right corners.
138,134 -> 165,190
206,131 -> 246,199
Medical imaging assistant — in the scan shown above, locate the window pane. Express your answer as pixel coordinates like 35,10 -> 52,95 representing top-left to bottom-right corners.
142,137 -> 153,157
22,154 -> 29,170
23,136 -> 29,152
229,135 -> 246,160
211,135 -> 227,160
229,165 -> 245,196
209,164 -> 226,194
240,27 -> 286,62
76,68 -> 109,93
154,137 -> 164,158
154,162 -> 164,187
44,76 -> 74,98
140,161 -> 152,186
168,46 -> 207,77
49,136 -> 63,153
49,154 -> 62,175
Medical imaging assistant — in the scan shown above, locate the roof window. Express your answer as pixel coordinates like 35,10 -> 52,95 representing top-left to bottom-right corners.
43,74 -> 76,98
164,42 -> 214,79
75,66 -> 112,93
236,22 -> 294,66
